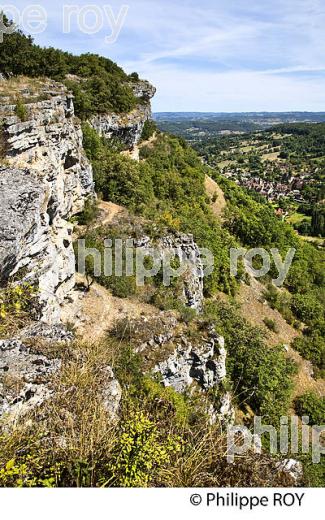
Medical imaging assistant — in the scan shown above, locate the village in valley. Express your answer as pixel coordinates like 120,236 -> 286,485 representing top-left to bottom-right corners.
158,114 -> 325,239
174,120 -> 325,240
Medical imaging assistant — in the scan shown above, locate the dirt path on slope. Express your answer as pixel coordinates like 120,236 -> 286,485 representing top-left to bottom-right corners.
97,201 -> 127,226
139,132 -> 158,149
61,275 -> 159,343
205,175 -> 227,219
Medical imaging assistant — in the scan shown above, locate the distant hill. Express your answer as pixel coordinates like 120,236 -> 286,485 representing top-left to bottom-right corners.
154,112 -> 325,140
154,112 -> 325,122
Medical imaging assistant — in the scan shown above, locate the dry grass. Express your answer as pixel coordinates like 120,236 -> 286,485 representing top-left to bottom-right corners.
0,76 -> 64,105
0,333 -> 300,487
0,310 -> 32,339
159,426 -> 294,488
205,174 -> 227,220
0,339 -> 119,487
1,373 -> 25,395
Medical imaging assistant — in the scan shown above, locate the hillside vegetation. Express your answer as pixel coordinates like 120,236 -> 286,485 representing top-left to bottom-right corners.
81,123 -> 324,393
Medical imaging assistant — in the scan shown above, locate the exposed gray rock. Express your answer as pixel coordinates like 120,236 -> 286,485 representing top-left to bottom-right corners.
217,392 -> 235,424
0,339 -> 61,418
131,80 -> 156,100
208,393 -> 235,426
0,84 -> 94,322
159,234 -> 205,311
129,314 -> 178,353
19,322 -> 73,343
151,325 -> 234,424
154,328 -> 226,393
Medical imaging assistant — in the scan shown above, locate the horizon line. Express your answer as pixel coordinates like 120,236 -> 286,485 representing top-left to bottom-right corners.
153,111 -> 325,114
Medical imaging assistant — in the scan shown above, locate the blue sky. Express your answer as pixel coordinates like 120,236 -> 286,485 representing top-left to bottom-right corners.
8,0 -> 325,111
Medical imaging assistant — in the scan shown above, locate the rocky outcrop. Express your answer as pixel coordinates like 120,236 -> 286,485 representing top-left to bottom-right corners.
153,327 -> 234,424
18,322 -> 74,343
0,82 -> 94,323
154,327 -> 226,393
90,80 -> 156,150
114,312 -> 233,423
0,338 -> 61,418
130,80 -> 156,101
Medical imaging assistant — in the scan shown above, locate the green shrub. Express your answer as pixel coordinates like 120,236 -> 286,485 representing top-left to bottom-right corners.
263,317 -> 279,333
264,284 -> 295,324
105,275 -> 137,298
302,455 -> 325,487
81,122 -> 103,160
14,98 -> 28,122
140,119 -> 157,141
294,392 -> 325,425
77,198 -> 99,226
107,411 -> 182,487
65,75 -> 137,119
292,332 -> 325,372
142,378 -> 191,426
291,293 -> 323,324
129,72 -> 139,81
204,300 -> 297,424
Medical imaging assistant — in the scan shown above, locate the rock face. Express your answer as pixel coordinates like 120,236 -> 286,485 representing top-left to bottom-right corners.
135,234 -> 205,311
90,80 -> 156,150
0,82 -> 94,322
115,313 -> 233,423
153,326 -> 234,424
154,327 -> 226,393
0,338 -> 61,418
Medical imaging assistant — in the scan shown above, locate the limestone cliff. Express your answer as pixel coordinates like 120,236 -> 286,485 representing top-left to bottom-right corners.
90,80 -> 156,150
0,80 -> 94,322
0,77 -> 229,425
